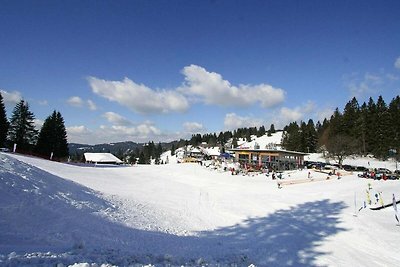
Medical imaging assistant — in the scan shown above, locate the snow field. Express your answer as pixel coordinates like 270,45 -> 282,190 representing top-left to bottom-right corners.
1,152 -> 400,266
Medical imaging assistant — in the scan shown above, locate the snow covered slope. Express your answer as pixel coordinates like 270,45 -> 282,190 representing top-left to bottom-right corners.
1,152 -> 400,266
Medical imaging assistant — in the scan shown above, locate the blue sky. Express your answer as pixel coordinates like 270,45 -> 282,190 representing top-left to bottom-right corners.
1,0 -> 400,144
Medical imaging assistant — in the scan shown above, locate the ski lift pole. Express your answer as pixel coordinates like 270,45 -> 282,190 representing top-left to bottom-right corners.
353,191 -> 357,217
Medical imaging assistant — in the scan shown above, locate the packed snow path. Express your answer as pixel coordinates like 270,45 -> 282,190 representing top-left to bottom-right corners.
1,153 -> 400,266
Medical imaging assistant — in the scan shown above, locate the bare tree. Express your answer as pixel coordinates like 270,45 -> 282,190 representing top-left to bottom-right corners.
325,134 -> 358,168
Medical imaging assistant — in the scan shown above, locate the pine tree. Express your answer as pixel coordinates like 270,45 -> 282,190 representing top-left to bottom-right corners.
374,96 -> 391,158
257,126 -> 266,137
138,151 -> 146,164
388,96 -> 400,152
232,137 -> 238,148
0,92 -> 9,147
269,124 -> 276,134
282,122 -> 301,151
35,111 -> 69,159
171,144 -> 175,156
305,119 -> 318,153
8,100 -> 38,152
342,97 -> 360,138
358,102 -> 368,155
328,108 -> 343,138
365,97 -> 377,154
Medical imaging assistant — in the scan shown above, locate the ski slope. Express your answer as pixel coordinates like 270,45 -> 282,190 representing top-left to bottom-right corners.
1,152 -> 400,266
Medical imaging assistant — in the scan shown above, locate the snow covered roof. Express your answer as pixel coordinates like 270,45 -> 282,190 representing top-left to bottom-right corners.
190,147 -> 202,153
84,153 -> 123,164
202,147 -> 220,157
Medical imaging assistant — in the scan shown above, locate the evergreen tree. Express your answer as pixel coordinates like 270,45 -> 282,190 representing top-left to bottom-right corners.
342,97 -> 360,138
232,137 -> 238,148
171,144 -> 175,156
208,133 -> 217,146
35,110 -> 69,159
388,96 -> 400,152
245,130 -> 252,142
374,96 -> 391,158
305,119 -> 318,153
155,142 -> 163,164
365,97 -> 377,154
358,102 -> 368,155
282,122 -> 301,151
328,108 -> 343,138
257,125 -> 266,137
128,151 -> 138,164
269,124 -> 276,134
138,151 -> 146,164
0,92 -> 9,147
8,100 -> 38,152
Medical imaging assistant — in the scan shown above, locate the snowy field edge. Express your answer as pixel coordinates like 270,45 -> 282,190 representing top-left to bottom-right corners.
1,152 -> 400,266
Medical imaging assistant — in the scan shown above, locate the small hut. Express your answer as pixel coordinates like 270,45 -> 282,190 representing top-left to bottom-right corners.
84,153 -> 123,165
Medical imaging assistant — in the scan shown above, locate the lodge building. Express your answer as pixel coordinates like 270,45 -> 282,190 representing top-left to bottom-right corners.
228,147 -> 307,171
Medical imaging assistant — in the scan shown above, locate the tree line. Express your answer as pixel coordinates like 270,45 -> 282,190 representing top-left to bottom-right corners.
2,91 -> 399,164
173,95 -> 400,164
0,93 -> 68,160
184,124 -> 277,150
282,95 -> 400,163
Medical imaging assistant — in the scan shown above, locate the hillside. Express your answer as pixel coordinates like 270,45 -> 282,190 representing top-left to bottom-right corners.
68,141 -> 143,156
1,152 -> 400,266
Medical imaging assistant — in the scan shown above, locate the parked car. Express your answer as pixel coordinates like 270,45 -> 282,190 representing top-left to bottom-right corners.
342,165 -> 354,171
377,168 -> 392,174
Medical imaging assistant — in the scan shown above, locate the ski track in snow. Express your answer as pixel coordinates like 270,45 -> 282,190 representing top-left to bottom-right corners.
1,152 -> 400,266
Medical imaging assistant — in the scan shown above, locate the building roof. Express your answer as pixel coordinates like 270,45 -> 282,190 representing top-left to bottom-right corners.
84,153 -> 123,164
229,148 -> 308,156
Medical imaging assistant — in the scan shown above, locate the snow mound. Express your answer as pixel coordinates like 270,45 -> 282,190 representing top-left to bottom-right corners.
1,153 -> 400,266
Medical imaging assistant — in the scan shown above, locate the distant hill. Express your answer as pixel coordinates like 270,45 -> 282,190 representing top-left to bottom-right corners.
68,141 -> 143,156
68,140 -> 177,159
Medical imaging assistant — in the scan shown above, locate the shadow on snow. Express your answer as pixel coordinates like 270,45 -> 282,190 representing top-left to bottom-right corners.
0,154 -> 347,266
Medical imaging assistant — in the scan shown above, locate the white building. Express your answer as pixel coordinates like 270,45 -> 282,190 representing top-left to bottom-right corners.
84,153 -> 123,165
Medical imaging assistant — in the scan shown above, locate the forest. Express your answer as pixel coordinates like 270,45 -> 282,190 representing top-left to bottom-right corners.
183,95 -> 400,161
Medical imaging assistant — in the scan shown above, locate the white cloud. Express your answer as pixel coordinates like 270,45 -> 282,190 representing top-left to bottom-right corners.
344,70 -> 400,98
67,96 -> 98,111
88,77 -> 189,114
395,56 -> 400,69
67,125 -> 90,135
279,107 -> 303,123
67,96 -> 84,107
102,111 -> 133,126
67,122 -> 164,144
38,100 -> 48,106
224,113 -> 263,130
315,107 -> 335,122
87,99 -> 97,111
88,65 -> 286,114
183,122 -> 205,134
0,89 -> 22,105
272,101 -> 317,128
180,65 -> 285,108
344,72 -> 382,98
386,73 -> 399,81
34,119 -> 44,129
